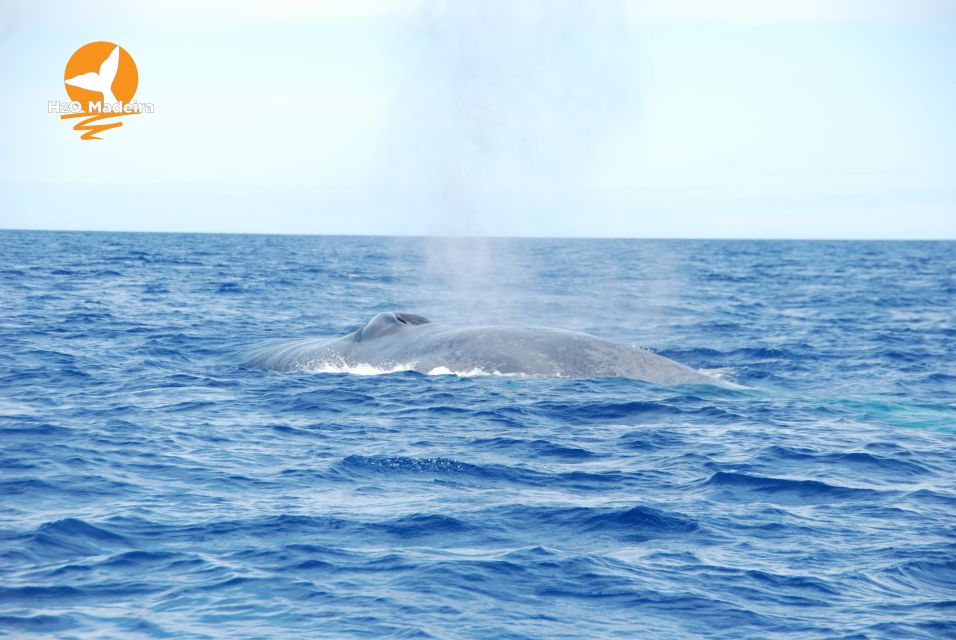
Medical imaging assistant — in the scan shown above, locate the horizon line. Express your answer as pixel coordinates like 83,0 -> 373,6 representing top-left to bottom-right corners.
1,227 -> 953,242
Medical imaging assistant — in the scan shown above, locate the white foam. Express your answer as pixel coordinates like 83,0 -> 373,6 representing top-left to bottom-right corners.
291,359 -> 523,378
291,360 -> 721,383
698,366 -> 736,380
294,361 -> 416,376
698,367 -> 748,389
426,366 -> 519,377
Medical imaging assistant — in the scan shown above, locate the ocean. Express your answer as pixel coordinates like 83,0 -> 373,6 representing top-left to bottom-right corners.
1,230 -> 954,639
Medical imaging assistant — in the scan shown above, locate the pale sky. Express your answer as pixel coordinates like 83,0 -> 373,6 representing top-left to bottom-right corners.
1,0 -> 955,238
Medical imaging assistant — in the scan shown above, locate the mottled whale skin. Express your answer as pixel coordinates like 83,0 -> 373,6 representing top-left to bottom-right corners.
244,312 -> 726,385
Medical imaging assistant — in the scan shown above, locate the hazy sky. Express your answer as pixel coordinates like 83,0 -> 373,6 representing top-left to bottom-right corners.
2,0 -> 955,238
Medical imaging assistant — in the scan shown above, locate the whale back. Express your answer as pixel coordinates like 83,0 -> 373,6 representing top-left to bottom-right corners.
244,312 -> 731,386
357,312 -> 431,341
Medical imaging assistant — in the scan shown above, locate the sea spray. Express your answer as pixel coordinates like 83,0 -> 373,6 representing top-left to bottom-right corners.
381,1 -> 641,323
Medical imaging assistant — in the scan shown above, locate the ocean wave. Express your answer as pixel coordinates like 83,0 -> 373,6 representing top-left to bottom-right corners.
2,232 -> 955,638
703,471 -> 883,502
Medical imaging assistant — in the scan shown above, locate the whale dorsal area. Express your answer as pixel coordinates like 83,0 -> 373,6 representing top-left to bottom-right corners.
357,312 -> 431,341
244,312 -> 733,386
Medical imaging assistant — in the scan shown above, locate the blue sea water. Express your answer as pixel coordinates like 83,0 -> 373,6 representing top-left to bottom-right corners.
1,230 -> 955,639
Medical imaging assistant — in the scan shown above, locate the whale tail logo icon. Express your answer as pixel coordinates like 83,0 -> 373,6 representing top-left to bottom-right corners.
64,46 -> 120,105
58,41 -> 148,140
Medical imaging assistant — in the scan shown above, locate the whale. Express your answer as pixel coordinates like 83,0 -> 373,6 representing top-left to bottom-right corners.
243,312 -> 730,386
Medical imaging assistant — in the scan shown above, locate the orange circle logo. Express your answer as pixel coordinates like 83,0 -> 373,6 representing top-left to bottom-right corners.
64,41 -> 138,105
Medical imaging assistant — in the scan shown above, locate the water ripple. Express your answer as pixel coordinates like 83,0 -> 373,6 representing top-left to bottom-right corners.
1,232 -> 954,638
